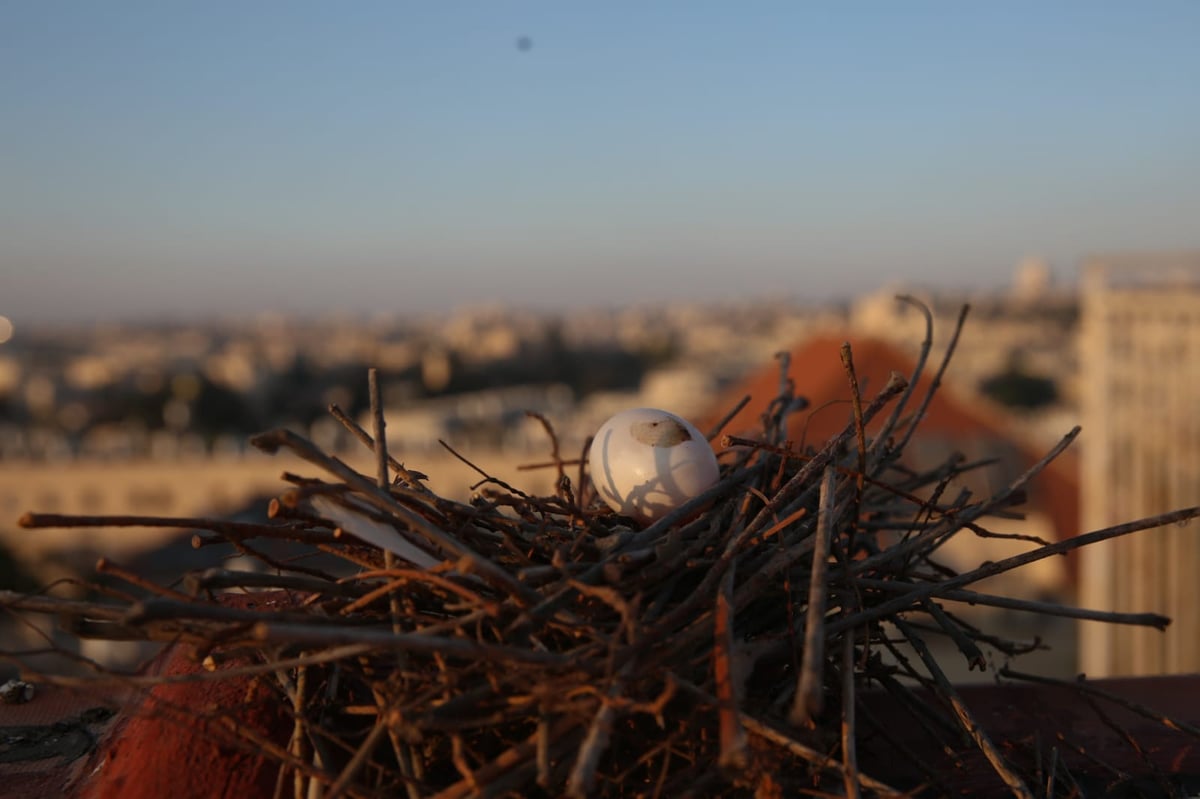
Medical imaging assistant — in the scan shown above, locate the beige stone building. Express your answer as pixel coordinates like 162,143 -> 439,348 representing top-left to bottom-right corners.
1079,253 -> 1200,675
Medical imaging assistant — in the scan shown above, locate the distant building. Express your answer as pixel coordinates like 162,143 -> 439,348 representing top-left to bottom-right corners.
1079,253 -> 1200,676
1011,256 -> 1054,304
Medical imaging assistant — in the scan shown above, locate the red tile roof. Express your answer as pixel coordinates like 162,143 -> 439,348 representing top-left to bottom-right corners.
703,332 -> 1079,552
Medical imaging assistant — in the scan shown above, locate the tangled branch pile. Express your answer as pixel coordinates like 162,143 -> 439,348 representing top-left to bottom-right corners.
6,307 -> 1200,798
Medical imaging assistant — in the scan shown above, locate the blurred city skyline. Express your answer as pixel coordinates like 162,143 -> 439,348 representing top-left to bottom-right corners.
3,2 -> 1200,323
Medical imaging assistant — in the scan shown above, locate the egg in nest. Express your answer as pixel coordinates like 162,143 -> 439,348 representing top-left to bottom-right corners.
588,407 -> 720,524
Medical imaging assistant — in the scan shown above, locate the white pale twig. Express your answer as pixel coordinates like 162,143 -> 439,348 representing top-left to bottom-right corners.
311,496 -> 442,570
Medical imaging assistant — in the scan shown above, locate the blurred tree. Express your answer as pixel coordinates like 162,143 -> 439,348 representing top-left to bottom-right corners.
980,364 -> 1059,410
190,376 -> 260,442
0,538 -> 38,592
83,383 -> 169,430
260,355 -> 325,426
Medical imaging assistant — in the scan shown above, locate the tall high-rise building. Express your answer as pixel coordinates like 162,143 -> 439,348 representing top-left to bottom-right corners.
1079,253 -> 1200,676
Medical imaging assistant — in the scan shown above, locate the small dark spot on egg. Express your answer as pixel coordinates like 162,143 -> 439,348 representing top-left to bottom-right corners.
630,417 -> 691,447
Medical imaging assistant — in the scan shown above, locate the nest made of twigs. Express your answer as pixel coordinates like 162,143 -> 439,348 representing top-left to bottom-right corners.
8,304 -> 1200,798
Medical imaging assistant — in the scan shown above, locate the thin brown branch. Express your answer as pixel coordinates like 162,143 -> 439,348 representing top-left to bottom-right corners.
714,562 -> 747,770
328,401 -> 429,492
706,394 -> 752,442
840,631 -> 861,799
790,465 -> 837,726
894,617 -> 1034,799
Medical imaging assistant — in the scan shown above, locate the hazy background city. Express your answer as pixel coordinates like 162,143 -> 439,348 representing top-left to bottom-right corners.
2,3 -> 1199,680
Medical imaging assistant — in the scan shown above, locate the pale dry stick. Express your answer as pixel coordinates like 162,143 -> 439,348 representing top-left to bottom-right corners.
438,438 -> 533,500
565,702 -> 618,799
566,660 -> 636,799
829,503 -> 1200,639
292,664 -> 310,799
894,617 -> 1034,799
714,561 -> 747,770
369,372 -> 421,799
1044,745 -> 1058,799
867,295 -> 935,462
525,411 -> 567,490
576,433 -> 593,511
891,303 -> 970,459
920,598 -> 987,671
250,429 -> 539,605
790,465 -> 837,726
768,350 -> 794,446
94,557 -> 194,602
267,666 -> 301,799
839,343 -> 869,629
841,630 -> 862,799
368,368 -> 403,635
855,578 -> 1170,629
366,682 -> 421,799
840,342 -> 868,499
327,401 -> 430,493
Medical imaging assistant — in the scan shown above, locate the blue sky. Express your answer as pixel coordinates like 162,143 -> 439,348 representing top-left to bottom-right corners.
2,2 -> 1199,323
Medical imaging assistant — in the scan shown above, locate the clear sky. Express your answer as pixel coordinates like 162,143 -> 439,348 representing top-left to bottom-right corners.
2,2 -> 1199,323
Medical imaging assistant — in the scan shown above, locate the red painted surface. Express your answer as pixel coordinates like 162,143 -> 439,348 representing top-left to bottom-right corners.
75,593 -> 291,799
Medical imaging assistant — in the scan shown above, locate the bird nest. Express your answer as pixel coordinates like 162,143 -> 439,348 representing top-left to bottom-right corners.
6,304 -> 1200,798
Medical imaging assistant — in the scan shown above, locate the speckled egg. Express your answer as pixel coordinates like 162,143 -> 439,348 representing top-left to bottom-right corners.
588,407 -> 720,524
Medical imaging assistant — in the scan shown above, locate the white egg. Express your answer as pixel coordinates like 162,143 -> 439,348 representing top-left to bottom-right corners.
588,407 -> 720,524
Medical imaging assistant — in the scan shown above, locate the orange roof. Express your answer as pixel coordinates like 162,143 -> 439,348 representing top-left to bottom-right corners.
703,333 -> 1080,552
